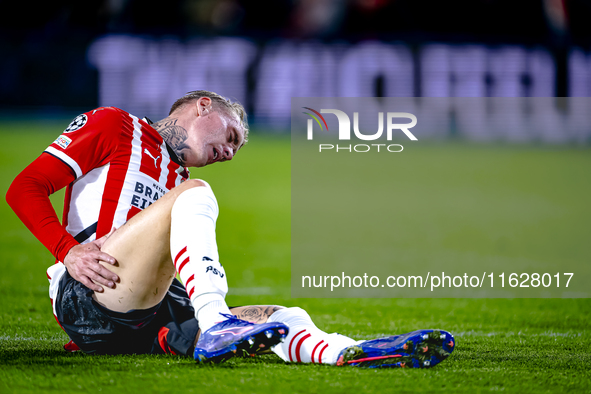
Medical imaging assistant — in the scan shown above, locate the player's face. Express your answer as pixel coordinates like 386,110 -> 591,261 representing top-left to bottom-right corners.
184,109 -> 245,168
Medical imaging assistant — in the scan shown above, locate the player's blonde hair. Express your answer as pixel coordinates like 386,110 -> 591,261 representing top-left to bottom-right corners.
170,90 -> 249,143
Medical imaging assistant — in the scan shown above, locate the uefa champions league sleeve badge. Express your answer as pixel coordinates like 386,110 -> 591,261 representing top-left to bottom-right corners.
64,114 -> 88,133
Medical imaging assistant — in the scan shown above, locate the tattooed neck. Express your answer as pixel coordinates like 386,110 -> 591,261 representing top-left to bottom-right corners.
152,117 -> 189,166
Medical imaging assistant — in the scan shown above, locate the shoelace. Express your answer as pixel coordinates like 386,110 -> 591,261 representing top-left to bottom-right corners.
215,313 -> 252,326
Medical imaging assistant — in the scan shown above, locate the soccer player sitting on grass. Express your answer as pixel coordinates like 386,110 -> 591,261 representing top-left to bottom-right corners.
6,91 -> 455,368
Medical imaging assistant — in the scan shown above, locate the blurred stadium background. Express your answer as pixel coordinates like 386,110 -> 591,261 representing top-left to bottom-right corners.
1,0 -> 591,141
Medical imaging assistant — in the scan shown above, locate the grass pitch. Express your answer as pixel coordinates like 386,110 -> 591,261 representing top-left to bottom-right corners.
0,121 -> 590,393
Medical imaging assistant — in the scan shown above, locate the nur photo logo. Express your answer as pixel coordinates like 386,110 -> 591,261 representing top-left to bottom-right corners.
302,107 -> 418,153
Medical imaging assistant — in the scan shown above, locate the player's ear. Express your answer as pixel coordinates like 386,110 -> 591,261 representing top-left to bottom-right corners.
196,97 -> 212,116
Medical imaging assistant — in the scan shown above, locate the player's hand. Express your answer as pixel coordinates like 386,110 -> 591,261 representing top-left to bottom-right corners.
64,228 -> 119,292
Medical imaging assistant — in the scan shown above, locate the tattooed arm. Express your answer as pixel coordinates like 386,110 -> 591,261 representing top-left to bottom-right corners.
152,117 -> 190,166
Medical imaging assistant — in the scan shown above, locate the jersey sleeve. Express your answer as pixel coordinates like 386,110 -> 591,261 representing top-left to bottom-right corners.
6,107 -> 124,262
6,153 -> 79,262
44,107 -> 122,178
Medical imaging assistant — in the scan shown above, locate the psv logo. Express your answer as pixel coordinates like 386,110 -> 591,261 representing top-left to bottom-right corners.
205,265 -> 224,278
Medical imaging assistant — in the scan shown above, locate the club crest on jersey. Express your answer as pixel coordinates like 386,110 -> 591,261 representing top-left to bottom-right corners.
54,135 -> 72,149
64,114 -> 88,133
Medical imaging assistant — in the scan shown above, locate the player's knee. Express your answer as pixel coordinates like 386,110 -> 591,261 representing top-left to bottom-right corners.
182,179 -> 208,189
170,179 -> 213,196
172,178 -> 213,197
171,179 -> 219,220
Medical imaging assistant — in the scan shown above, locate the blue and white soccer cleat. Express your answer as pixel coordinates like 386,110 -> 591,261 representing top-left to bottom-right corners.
194,313 -> 289,363
336,329 -> 455,368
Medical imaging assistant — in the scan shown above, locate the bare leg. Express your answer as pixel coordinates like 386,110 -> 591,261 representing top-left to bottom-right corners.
94,179 -> 206,312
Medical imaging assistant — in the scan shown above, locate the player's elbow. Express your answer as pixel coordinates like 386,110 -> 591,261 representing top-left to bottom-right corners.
6,172 -> 42,211
6,178 -> 20,211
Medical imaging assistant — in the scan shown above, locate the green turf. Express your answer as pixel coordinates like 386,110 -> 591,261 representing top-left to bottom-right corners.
291,141 -> 591,297
0,122 -> 590,393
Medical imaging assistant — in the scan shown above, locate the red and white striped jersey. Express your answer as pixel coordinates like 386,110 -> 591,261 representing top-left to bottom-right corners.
46,107 -> 189,314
